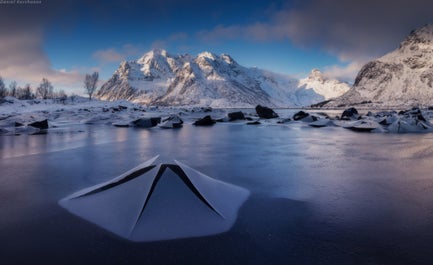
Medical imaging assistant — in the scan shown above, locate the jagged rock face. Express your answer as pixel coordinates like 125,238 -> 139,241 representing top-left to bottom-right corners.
327,24 -> 433,108
97,49 -> 348,107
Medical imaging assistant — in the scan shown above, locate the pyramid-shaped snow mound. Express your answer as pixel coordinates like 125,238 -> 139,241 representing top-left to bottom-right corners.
59,156 -> 250,242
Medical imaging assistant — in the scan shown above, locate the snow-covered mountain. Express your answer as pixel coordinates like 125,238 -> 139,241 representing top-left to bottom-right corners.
97,49 -> 347,107
298,69 -> 350,100
325,24 -> 433,108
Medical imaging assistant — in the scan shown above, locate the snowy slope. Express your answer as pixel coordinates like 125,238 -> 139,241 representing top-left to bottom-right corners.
325,24 -> 433,108
97,49 -> 347,108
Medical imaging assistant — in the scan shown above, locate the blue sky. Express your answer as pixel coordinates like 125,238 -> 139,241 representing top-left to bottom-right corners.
0,0 -> 432,94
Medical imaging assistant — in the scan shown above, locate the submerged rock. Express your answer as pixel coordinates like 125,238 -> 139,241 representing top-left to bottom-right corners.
255,105 -> 279,119
29,119 -> 49,129
228,111 -> 245,121
246,120 -> 261,125
193,115 -> 216,126
113,123 -> 130,128
159,115 -> 183,129
343,119 -> 381,132
309,119 -> 331,128
341,107 -> 359,120
133,117 -> 161,128
388,117 -> 433,133
0,127 -> 10,134
277,118 -> 292,124
293,111 -> 310,121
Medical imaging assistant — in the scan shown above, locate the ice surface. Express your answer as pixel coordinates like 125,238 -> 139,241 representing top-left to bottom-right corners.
2,118 -> 433,263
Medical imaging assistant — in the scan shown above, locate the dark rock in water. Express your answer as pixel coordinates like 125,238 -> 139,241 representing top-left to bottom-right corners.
379,119 -> 390,126
255,105 -> 279,119
309,119 -> 331,128
428,106 -> 433,110
193,115 -> 216,126
293,111 -> 309,121
228,111 -> 245,121
417,114 -> 427,122
14,122 -> 23,127
162,115 -> 183,125
132,117 -> 161,128
202,107 -> 213,112
341,107 -> 359,120
118,105 -> 128,110
133,107 -> 146,112
345,126 -> 375,132
160,115 -> 183,129
29,119 -> 49,129
102,108 -> 110,112
247,120 -> 261,125
113,123 -> 130,128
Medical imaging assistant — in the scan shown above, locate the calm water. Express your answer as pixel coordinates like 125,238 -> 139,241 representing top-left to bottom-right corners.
1,119 -> 433,264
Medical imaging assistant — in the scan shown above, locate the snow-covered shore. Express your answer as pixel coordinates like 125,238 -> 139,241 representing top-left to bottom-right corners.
1,97 -> 433,135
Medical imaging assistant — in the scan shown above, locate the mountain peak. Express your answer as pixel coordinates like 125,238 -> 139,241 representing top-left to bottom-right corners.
221,54 -> 235,64
197,51 -> 217,60
409,24 -> 433,40
308,69 -> 324,79
149,48 -> 168,56
400,24 -> 433,50
137,49 -> 169,62
299,69 -> 350,100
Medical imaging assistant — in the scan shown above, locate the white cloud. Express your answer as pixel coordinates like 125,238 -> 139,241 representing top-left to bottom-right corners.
0,29 -> 84,93
323,61 -> 366,83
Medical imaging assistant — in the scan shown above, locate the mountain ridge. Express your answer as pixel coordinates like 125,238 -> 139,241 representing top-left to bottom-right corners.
97,49 -> 349,107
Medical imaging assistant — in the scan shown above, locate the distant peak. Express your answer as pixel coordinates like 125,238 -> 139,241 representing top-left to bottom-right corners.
197,51 -> 216,60
221,54 -> 235,64
310,68 -> 322,75
308,69 -> 324,79
153,48 -> 168,55
141,48 -> 168,58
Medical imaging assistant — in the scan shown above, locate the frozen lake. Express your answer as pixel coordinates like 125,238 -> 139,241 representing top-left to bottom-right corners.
1,119 -> 433,264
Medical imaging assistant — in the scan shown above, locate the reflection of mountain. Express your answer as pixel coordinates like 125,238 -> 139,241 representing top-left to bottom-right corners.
325,24 -> 433,108
97,49 -> 348,107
